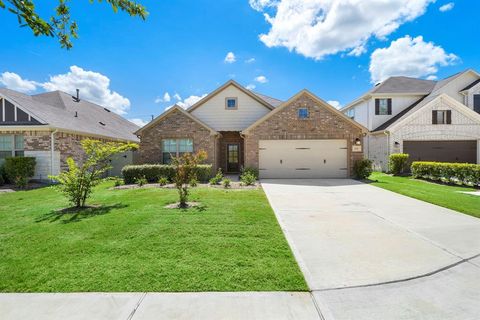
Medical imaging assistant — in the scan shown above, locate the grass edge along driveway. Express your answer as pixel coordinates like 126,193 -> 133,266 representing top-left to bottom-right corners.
369,172 -> 480,218
0,182 -> 307,292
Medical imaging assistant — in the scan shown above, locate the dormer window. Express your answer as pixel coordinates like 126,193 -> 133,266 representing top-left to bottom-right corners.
298,108 -> 309,119
375,98 -> 392,115
225,97 -> 238,110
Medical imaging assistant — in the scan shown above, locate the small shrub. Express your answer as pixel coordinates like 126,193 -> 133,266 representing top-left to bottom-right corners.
113,177 -> 123,187
158,177 -> 169,186
189,177 -> 198,187
4,157 -> 36,188
388,153 -> 409,175
222,178 -> 231,189
411,161 -> 480,186
135,176 -> 148,187
122,164 -> 212,184
209,168 -> 223,185
171,151 -> 207,208
240,172 -> 256,186
353,159 -> 373,180
240,166 -> 259,179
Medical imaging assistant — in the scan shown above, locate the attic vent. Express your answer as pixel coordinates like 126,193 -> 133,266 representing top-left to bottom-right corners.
375,82 -> 381,87
99,121 -> 106,126
104,108 -> 111,112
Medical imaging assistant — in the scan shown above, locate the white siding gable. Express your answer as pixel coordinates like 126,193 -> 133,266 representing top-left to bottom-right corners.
370,95 -> 424,130
190,85 -> 271,131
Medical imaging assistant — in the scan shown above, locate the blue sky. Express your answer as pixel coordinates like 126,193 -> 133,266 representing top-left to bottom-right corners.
0,0 -> 479,126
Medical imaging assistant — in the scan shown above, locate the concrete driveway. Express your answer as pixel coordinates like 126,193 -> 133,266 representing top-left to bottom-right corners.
262,179 -> 480,320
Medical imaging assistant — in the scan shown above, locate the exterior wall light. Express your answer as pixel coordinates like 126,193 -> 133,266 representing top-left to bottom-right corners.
355,138 -> 361,145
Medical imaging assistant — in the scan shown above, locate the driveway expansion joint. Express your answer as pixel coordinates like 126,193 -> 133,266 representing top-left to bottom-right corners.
312,252 -> 480,292
126,292 -> 147,320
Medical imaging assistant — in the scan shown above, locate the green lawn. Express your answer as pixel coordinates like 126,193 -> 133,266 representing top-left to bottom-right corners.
0,183 -> 307,292
369,172 -> 480,218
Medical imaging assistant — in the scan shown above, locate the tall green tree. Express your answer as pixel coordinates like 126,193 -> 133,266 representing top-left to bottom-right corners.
0,0 -> 148,49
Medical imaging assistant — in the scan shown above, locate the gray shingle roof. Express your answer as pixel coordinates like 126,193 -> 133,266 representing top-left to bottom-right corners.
0,88 -> 139,142
253,92 -> 283,107
460,79 -> 480,92
372,76 -> 437,94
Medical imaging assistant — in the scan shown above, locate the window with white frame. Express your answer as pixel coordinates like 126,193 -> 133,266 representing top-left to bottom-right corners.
162,138 -> 193,164
225,97 -> 238,109
0,134 -> 24,164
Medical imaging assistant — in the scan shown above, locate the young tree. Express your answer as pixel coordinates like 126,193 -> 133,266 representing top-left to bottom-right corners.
0,0 -> 148,49
50,139 -> 137,208
171,150 -> 207,208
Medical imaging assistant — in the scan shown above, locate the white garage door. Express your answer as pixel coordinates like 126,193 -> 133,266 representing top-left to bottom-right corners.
259,140 -> 348,178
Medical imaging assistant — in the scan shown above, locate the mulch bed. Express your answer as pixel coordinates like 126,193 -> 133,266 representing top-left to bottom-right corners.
112,182 -> 260,190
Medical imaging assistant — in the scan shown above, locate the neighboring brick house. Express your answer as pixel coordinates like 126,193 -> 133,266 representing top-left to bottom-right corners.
341,69 -> 480,170
0,88 -> 139,180
136,80 -> 367,178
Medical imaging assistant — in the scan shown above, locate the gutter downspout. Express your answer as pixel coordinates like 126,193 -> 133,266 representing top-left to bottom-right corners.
50,129 -> 58,179
384,130 -> 390,171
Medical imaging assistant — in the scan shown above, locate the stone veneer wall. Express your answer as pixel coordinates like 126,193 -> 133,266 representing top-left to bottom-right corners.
137,109 -> 217,166
244,93 -> 364,176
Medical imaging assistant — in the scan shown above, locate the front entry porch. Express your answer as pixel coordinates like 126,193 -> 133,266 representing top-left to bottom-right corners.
217,131 -> 244,173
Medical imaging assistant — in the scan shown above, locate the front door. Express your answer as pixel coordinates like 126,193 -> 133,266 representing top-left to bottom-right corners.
227,144 -> 240,173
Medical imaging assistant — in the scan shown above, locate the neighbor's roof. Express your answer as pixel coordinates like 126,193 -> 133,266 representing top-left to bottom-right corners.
0,88 -> 139,142
372,76 -> 437,94
252,92 -> 283,107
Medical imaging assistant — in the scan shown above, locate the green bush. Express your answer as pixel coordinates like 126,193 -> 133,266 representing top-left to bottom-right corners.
209,168 -> 223,185
353,159 -> 373,180
122,164 -> 212,184
135,175 -> 148,187
0,165 -> 5,186
240,172 -> 256,186
388,153 -> 409,175
189,177 -> 198,187
158,177 -> 169,186
222,178 -> 231,189
4,157 -> 36,188
411,161 -> 480,186
240,166 -> 259,179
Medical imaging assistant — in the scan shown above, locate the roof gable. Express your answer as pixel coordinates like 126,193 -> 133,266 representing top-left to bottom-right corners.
135,105 -> 218,135
187,80 -> 274,113
243,89 -> 368,133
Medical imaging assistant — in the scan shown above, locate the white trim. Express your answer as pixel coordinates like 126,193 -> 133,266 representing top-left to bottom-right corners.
389,94 -> 480,132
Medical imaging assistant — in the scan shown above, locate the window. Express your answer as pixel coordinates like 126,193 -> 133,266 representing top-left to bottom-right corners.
225,97 -> 238,110
432,110 -> 451,125
298,108 -> 309,119
346,108 -> 355,119
0,134 -> 24,164
375,98 -> 391,115
474,94 -> 480,114
162,138 -> 193,164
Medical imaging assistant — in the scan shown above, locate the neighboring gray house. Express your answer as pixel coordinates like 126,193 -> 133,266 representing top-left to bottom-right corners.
341,69 -> 480,170
0,88 -> 139,179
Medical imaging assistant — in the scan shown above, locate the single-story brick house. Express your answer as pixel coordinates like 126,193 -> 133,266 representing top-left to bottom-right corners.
0,88 -> 139,180
136,80 -> 367,178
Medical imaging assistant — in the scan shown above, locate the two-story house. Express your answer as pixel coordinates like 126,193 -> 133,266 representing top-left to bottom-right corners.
341,69 -> 480,170
136,80 -> 367,178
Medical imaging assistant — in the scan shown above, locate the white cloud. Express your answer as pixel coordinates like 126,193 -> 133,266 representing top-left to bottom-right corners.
327,100 -> 342,109
129,118 -> 148,127
251,0 -> 435,60
155,92 -> 171,103
0,72 -> 38,93
245,58 -> 256,63
255,75 -> 268,83
224,52 -> 236,63
439,2 -> 454,12
42,66 -> 130,115
249,0 -> 277,11
168,94 -> 208,110
369,35 -> 458,83
246,84 -> 256,90
173,93 -> 181,100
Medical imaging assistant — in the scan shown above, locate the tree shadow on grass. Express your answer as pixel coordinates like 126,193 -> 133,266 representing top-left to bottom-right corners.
35,203 -> 128,224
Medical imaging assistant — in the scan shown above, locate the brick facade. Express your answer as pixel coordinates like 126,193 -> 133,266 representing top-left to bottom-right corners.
137,108 -> 217,165
243,92 -> 364,176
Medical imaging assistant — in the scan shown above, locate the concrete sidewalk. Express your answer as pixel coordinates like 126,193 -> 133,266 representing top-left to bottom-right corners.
0,292 -> 321,320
